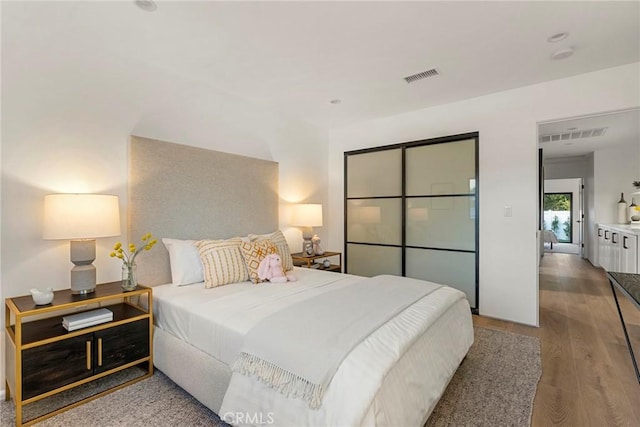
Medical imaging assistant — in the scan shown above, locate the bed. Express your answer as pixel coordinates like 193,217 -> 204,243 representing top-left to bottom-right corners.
129,136 -> 474,426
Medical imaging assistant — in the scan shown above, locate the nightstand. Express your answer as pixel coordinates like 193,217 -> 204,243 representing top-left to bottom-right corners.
291,251 -> 342,272
4,282 -> 153,426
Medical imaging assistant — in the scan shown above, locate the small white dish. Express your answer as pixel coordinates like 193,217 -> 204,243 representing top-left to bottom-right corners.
30,287 -> 54,305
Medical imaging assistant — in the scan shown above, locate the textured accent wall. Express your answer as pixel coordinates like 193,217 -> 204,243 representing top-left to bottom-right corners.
129,136 -> 279,286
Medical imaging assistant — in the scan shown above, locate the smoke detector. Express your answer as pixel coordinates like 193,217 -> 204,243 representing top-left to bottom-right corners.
551,48 -> 574,60
134,0 -> 157,12
547,32 -> 569,43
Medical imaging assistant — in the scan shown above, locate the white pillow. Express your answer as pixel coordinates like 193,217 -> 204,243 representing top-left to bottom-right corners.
162,238 -> 204,286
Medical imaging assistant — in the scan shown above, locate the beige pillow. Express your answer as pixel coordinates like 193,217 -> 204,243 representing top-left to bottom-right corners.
196,238 -> 249,288
240,239 -> 278,284
248,230 -> 294,271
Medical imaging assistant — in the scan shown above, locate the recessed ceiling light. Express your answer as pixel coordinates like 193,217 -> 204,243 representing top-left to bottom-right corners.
551,47 -> 574,60
330,99 -> 342,105
134,0 -> 157,12
547,32 -> 569,43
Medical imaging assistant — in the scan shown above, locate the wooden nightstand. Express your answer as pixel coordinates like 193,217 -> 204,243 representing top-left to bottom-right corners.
291,251 -> 342,272
4,282 -> 153,426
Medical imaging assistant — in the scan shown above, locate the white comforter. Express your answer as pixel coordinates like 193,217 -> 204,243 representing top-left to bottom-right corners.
153,268 -> 366,366
153,268 -> 473,426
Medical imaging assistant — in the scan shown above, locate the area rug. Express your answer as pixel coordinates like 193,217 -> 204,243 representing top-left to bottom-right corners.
0,327 -> 541,426
425,327 -> 542,427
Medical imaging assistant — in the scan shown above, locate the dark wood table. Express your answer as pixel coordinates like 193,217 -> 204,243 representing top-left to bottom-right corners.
606,272 -> 640,384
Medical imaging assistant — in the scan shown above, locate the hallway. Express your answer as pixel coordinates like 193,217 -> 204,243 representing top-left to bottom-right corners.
474,253 -> 640,426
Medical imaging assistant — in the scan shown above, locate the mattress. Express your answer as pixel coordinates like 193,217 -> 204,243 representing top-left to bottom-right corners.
152,267 -> 473,426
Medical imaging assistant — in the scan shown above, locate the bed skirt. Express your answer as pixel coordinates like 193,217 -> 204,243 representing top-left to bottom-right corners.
153,327 -> 231,413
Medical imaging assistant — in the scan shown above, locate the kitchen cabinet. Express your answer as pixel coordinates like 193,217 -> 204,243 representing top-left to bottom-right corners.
598,224 -> 640,274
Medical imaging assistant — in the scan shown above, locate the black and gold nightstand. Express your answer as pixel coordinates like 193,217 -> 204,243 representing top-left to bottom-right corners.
4,282 -> 153,426
292,251 -> 342,272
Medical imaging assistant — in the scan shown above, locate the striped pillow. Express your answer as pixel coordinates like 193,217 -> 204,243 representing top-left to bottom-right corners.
240,240 -> 277,284
196,238 -> 249,288
248,230 -> 294,271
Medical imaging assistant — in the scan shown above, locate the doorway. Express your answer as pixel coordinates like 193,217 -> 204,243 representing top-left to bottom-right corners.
542,184 -> 582,255
537,107 -> 640,264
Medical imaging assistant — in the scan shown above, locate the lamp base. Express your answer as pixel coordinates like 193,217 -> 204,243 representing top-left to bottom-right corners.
72,288 -> 95,295
300,226 -> 315,256
71,264 -> 96,294
70,239 -> 97,294
302,238 -> 314,256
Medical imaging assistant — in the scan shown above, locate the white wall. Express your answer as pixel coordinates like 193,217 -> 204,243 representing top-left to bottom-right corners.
544,157 -> 587,180
544,178 -> 582,245
594,142 -> 640,225
585,153 -> 596,264
1,57 -> 327,392
269,119 -> 329,253
2,83 -> 327,300
0,1 -> 3,396
328,62 -> 640,326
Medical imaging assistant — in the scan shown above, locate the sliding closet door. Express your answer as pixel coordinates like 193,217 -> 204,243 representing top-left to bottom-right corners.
345,148 -> 403,277
345,133 -> 479,311
405,138 -> 477,308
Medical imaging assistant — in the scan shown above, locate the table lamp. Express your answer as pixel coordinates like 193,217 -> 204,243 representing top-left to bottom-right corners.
291,203 -> 323,255
43,194 -> 121,294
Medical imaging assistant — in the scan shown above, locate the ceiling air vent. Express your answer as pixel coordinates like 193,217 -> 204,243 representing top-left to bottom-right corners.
539,127 -> 608,143
404,68 -> 439,84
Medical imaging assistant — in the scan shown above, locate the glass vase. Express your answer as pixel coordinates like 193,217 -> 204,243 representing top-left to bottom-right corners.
121,262 -> 137,291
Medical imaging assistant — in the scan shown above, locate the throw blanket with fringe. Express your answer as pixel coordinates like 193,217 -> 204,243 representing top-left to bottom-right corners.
232,274 -> 442,409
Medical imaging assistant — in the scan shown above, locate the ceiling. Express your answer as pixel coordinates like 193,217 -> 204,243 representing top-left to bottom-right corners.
2,1 -> 639,129
539,109 -> 640,160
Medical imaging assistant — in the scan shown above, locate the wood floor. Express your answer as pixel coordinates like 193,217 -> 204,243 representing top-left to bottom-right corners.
473,253 -> 640,427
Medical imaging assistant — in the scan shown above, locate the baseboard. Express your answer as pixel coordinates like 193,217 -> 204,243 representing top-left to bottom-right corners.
0,389 -> 5,400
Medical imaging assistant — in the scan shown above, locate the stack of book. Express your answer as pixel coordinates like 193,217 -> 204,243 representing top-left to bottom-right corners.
62,308 -> 113,331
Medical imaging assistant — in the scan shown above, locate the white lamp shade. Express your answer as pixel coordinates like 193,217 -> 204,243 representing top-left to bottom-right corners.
43,194 -> 121,240
291,204 -> 323,227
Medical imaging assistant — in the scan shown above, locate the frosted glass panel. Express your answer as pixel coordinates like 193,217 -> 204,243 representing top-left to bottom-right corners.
406,139 -> 476,196
406,248 -> 476,307
347,199 -> 401,245
406,197 -> 476,251
347,244 -> 402,277
347,149 -> 402,197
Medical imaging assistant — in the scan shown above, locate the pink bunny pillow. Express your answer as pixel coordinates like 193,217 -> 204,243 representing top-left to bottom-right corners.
258,254 -> 296,283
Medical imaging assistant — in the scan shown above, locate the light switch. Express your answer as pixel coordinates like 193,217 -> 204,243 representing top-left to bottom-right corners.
504,205 -> 512,217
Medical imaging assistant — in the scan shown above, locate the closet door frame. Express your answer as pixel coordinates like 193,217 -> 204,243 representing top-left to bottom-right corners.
344,132 -> 479,313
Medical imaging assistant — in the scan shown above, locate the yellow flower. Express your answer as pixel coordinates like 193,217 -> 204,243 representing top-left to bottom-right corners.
109,233 -> 157,266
